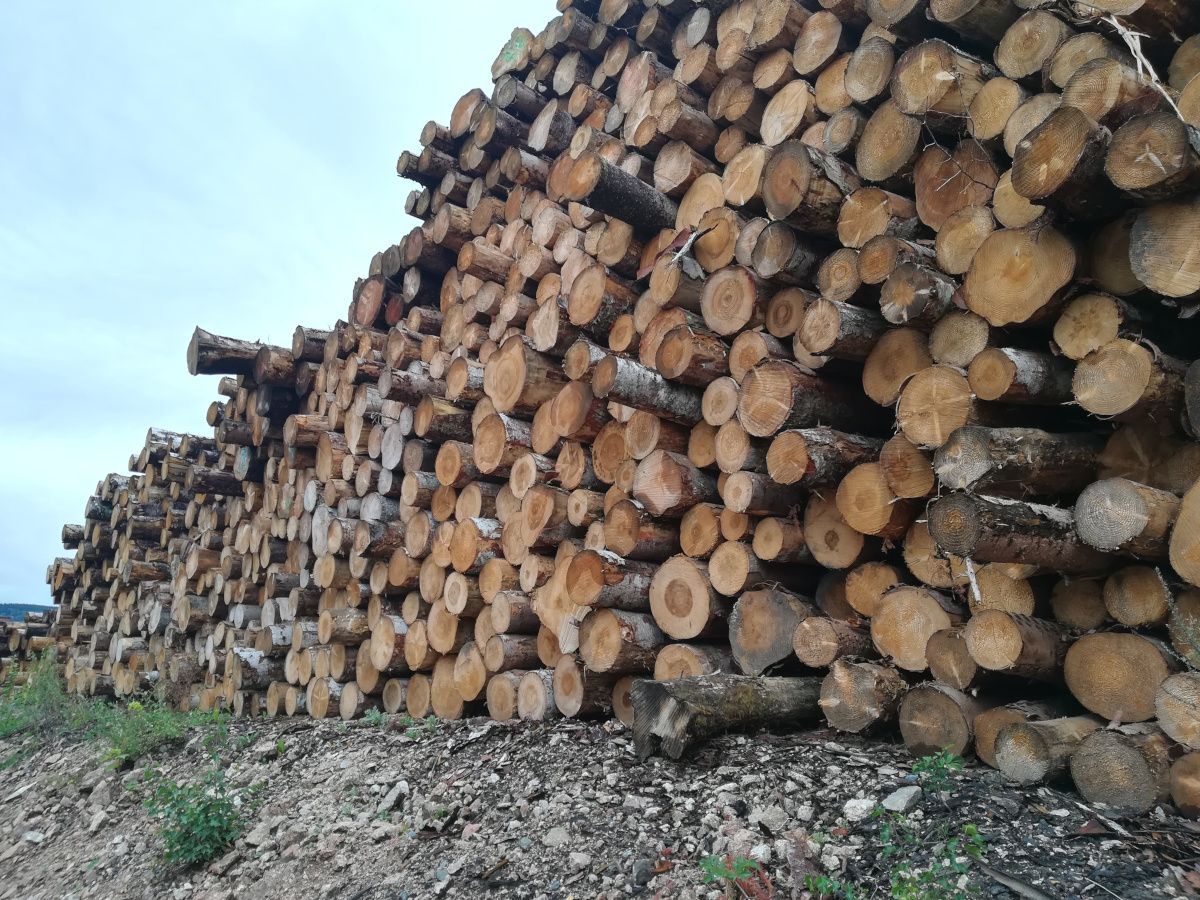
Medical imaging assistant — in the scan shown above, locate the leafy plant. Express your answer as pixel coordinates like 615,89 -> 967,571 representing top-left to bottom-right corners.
911,751 -> 963,794
144,766 -> 253,867
807,811 -> 985,900
699,854 -> 774,898
363,707 -> 387,728
275,738 -> 287,756
885,817 -> 984,900
804,873 -> 861,900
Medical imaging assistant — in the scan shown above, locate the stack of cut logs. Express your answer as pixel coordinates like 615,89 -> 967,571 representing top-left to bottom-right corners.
0,609 -> 57,685
42,0 -> 1200,817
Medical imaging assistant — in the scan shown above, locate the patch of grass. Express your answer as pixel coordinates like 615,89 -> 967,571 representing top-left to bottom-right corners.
144,765 -> 257,868
0,747 -> 32,770
0,651 -> 227,766
0,652 -> 72,738
80,699 -> 205,766
699,854 -> 774,898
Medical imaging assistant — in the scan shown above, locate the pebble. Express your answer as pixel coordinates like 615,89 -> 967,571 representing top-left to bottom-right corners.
882,786 -> 922,813
631,857 -> 654,886
842,798 -> 877,822
542,826 -> 570,848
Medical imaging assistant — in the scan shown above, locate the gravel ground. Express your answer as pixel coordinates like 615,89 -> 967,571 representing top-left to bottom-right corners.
0,716 -> 1196,899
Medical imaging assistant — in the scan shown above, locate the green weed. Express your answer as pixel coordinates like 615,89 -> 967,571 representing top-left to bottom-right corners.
396,714 -> 440,740
911,750 -> 963,794
699,853 -> 774,898
804,811 -> 985,899
144,766 -> 255,867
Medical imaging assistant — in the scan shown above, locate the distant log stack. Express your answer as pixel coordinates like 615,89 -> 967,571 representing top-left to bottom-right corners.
42,0 -> 1200,819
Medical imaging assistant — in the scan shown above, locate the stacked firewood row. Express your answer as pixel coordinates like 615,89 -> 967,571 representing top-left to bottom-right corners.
42,0 -> 1200,818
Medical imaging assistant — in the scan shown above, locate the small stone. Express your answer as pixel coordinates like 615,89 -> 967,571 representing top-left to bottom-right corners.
882,786 -> 922,813
90,781 -> 112,809
88,810 -> 108,834
842,798 -> 876,822
631,858 -> 654,886
569,852 -> 592,870
244,822 -> 272,847
750,806 -> 788,834
377,782 -> 405,816
543,826 -> 570,848
22,831 -> 45,844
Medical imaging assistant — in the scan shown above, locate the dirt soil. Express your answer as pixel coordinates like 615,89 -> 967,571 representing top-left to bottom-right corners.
0,716 -> 1197,900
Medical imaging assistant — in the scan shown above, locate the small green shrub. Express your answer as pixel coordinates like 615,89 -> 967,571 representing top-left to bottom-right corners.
699,854 -> 774,897
911,750 -> 963,794
805,811 -> 985,900
363,707 -> 387,728
885,817 -> 984,900
0,747 -> 32,770
396,714 -> 440,740
144,766 -> 252,867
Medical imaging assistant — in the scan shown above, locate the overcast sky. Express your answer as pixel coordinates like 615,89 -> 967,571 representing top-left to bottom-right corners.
0,1 -> 551,606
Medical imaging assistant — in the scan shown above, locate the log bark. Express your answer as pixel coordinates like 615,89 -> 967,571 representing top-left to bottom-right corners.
928,493 -> 1114,574
565,152 -> 679,233
631,674 -> 824,759
934,427 -> 1104,496
962,611 -> 1070,682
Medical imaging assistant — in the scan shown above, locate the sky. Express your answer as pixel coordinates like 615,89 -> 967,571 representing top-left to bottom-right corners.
0,0 -> 552,606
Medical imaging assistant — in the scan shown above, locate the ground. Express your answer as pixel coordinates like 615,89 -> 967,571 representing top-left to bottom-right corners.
0,716 -> 1197,900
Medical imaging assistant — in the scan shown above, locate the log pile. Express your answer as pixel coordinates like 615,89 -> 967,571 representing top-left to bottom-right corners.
0,609 -> 59,685
39,0 -> 1200,817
